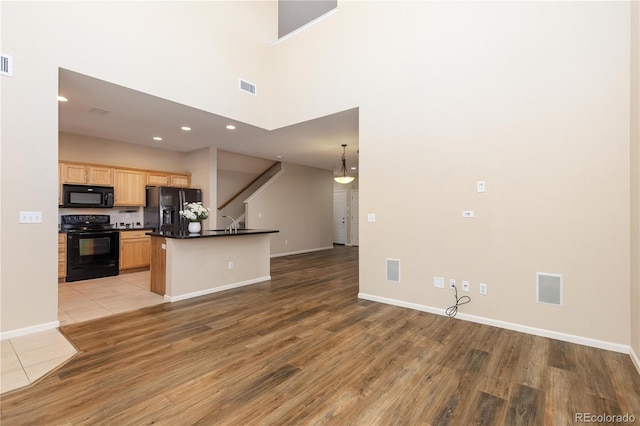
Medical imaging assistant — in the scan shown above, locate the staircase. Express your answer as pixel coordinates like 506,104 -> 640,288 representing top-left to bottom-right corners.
217,162 -> 282,229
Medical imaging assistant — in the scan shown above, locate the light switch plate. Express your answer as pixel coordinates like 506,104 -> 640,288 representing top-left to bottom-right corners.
477,181 -> 486,192
19,211 -> 42,223
367,213 -> 376,223
434,277 -> 445,288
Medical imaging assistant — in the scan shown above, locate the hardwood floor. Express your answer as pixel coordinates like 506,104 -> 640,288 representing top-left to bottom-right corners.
1,245 -> 639,425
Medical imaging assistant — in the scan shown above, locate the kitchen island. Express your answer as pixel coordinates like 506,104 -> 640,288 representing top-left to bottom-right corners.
147,229 -> 279,301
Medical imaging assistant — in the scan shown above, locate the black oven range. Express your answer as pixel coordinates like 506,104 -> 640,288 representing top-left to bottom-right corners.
61,214 -> 119,282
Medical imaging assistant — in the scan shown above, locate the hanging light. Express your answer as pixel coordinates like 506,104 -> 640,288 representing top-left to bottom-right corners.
334,144 -> 355,184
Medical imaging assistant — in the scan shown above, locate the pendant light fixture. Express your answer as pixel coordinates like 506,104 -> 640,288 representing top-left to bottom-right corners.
334,144 -> 355,184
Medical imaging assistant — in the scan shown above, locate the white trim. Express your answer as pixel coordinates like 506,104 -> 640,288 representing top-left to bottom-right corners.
271,8 -> 339,46
244,169 -> 286,204
0,320 -> 60,341
271,246 -> 334,258
164,276 -> 271,303
631,347 -> 640,375
358,293 -> 631,354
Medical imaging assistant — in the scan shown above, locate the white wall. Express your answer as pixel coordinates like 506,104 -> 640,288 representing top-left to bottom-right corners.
630,0 -> 640,360
246,162 -> 333,256
0,1 -> 276,334
1,0 -> 638,357
59,132 -> 189,173
186,147 -> 216,230
270,1 -> 634,348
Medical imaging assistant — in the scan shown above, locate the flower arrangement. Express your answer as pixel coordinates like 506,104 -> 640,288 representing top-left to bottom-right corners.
179,202 -> 210,222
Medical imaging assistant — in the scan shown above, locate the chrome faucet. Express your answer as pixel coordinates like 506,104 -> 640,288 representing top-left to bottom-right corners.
222,215 -> 238,233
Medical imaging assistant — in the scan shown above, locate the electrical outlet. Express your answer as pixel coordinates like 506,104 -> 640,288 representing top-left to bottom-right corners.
462,280 -> 470,292
228,261 -> 234,270
433,277 -> 445,288
449,279 -> 456,289
479,283 -> 488,295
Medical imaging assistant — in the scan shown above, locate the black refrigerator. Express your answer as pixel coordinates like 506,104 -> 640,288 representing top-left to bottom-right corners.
144,186 -> 202,233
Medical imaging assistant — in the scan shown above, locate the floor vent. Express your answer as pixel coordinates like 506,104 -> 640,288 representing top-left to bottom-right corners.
1,53 -> 13,77
536,272 -> 562,306
386,258 -> 400,282
239,79 -> 257,96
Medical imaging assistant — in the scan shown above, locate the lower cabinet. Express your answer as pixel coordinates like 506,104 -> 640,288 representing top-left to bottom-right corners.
120,230 -> 151,270
58,233 -> 66,280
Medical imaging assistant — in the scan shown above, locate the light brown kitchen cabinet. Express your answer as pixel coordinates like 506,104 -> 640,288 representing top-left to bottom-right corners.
147,172 -> 191,188
149,236 -> 166,295
59,161 -> 193,205
120,230 -> 150,270
58,233 -> 66,280
114,169 -> 146,206
146,172 -> 169,186
60,162 -> 113,186
169,174 -> 190,187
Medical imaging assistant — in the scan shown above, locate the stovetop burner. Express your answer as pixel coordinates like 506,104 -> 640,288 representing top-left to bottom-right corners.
61,214 -> 113,231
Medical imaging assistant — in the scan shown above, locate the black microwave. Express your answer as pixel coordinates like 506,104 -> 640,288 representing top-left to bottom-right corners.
61,184 -> 114,208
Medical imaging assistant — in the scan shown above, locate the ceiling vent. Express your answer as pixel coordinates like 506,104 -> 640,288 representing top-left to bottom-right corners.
239,79 -> 257,96
90,106 -> 112,115
0,53 -> 13,77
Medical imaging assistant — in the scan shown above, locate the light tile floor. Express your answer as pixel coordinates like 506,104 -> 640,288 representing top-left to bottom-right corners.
1,271 -> 165,394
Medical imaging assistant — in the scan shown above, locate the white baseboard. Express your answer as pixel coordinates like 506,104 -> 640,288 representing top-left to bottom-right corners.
631,346 -> 640,375
271,246 -> 334,258
358,293 -> 631,355
0,320 -> 61,341
165,276 -> 271,302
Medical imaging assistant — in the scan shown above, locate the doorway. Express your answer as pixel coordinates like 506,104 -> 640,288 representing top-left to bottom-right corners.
333,190 -> 347,244
350,190 -> 359,246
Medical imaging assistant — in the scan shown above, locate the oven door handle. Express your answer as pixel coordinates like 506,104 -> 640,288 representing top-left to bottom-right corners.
67,231 -> 119,236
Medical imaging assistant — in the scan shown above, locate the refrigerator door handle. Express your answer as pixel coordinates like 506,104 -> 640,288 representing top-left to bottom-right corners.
179,189 -> 185,233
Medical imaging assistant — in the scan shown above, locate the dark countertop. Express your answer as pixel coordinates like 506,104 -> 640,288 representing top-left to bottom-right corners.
59,227 -> 153,233
146,229 -> 279,239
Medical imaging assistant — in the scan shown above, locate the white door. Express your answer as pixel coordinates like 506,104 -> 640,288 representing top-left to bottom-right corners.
350,190 -> 359,246
333,190 -> 347,245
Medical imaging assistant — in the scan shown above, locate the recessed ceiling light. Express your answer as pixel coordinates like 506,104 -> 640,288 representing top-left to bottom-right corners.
57,96 -> 68,102
181,126 -> 191,131
350,167 -> 357,170
153,136 -> 163,141
276,155 -> 282,159
226,124 -> 236,130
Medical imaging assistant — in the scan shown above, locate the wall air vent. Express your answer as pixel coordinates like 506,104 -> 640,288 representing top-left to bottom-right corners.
386,258 -> 400,283
536,272 -> 562,306
1,53 -> 13,77
239,79 -> 257,96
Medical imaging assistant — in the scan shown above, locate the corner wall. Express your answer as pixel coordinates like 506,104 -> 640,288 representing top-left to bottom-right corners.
630,0 -> 640,363
245,162 -> 333,256
0,1 -> 275,335
270,1 -> 633,347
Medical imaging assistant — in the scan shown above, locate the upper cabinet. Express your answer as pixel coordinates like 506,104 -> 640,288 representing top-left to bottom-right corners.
60,163 -> 113,186
147,172 -> 191,188
59,161 -> 192,206
169,174 -> 190,187
114,169 -> 146,206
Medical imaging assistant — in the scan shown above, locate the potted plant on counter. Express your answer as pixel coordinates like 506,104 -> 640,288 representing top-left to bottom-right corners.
179,202 -> 210,234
